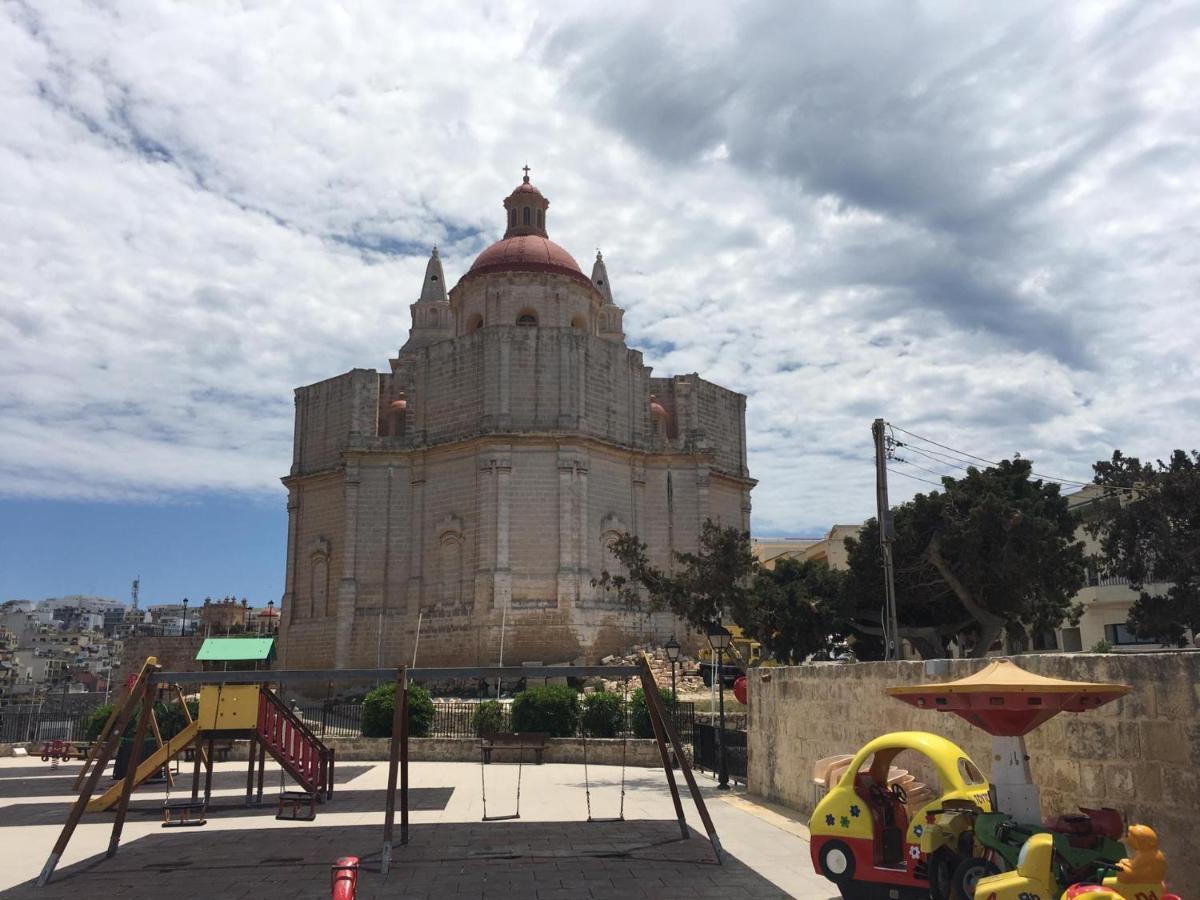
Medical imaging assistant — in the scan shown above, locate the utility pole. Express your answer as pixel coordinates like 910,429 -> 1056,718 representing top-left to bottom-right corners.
872,418 -> 900,660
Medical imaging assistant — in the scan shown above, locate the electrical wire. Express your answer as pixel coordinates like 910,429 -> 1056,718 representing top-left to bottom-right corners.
886,422 -> 1136,493
891,456 -> 955,481
886,467 -> 946,490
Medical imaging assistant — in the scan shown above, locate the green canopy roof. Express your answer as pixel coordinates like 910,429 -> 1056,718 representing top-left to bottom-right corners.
195,637 -> 276,662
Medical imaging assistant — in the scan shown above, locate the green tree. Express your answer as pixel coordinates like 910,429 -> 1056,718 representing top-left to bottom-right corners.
844,459 -> 1086,658
360,682 -> 435,738
593,519 -> 758,631
1087,449 -> 1200,645
746,558 -> 851,663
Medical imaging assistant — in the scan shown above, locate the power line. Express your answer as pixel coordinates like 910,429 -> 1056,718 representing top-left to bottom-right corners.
887,467 -> 946,490
891,456 -> 954,481
894,442 -> 974,472
886,422 -> 1135,493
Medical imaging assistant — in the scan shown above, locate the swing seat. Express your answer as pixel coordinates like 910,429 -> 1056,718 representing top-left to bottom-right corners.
162,798 -> 207,828
482,812 -> 521,822
277,790 -> 317,821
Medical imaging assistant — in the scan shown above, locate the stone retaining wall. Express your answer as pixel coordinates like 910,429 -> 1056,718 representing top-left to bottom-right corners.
748,653 -> 1200,896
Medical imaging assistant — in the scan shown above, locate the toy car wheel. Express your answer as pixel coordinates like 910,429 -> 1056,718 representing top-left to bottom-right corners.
951,856 -> 999,900
818,840 -> 856,884
928,850 -> 956,900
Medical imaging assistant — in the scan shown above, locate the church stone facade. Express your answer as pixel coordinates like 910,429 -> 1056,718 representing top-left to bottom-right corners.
278,173 -> 754,669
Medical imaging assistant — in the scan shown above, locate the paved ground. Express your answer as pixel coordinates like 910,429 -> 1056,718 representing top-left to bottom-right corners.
0,756 -> 837,899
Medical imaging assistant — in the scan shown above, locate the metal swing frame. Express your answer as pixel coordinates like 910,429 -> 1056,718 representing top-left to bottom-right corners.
35,655 -> 722,887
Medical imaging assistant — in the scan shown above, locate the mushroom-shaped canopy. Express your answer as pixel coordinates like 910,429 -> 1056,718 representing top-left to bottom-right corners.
887,658 -> 1129,736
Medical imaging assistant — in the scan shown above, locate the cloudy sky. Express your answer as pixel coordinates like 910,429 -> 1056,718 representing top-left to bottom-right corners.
2,0 -> 1198,603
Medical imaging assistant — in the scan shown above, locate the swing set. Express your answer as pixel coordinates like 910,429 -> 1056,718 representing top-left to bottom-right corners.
35,654 -> 722,887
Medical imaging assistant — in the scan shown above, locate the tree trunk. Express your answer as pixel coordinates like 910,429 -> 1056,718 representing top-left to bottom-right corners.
925,535 -> 1007,657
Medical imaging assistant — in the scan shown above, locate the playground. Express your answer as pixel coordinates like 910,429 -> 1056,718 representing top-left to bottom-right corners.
0,656 -> 837,898
0,756 -> 832,898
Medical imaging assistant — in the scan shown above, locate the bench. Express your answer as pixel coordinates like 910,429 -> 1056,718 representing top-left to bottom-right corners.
478,732 -> 548,765
162,798 -> 207,828
277,790 -> 317,821
183,740 -> 233,763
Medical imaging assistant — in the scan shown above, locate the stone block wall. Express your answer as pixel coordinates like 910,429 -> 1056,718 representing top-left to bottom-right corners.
748,653 -> 1200,895
114,635 -> 206,684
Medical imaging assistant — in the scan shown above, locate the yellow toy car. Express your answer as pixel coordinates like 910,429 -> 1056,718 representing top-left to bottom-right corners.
810,731 -> 992,899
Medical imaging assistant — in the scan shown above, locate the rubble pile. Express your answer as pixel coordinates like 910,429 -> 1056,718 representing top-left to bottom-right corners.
593,643 -> 708,696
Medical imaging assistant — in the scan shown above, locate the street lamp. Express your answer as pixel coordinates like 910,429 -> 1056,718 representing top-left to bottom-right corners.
706,622 -> 732,791
664,636 -> 681,706
181,598 -> 189,637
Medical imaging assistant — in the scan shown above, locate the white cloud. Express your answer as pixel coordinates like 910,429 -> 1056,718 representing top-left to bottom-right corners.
2,0 -> 1198,537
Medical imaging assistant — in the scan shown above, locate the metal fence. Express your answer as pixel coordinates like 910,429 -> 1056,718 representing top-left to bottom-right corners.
0,703 -> 97,744
691,722 -> 748,784
294,698 -> 695,741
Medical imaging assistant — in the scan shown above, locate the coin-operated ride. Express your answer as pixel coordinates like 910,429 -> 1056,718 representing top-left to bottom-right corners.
887,660 -> 1132,898
973,825 -> 1180,900
810,731 -> 993,900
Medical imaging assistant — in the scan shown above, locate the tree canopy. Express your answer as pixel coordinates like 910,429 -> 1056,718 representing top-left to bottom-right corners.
592,519 -> 758,632
595,520 -> 849,664
1087,449 -> 1200,645
844,458 -> 1087,657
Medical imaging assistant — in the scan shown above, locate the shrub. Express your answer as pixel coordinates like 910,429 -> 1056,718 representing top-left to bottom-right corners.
83,704 -> 116,740
580,691 -> 625,738
511,684 -> 579,737
155,699 -> 199,739
472,700 -> 508,737
630,687 -> 675,739
361,682 -> 435,738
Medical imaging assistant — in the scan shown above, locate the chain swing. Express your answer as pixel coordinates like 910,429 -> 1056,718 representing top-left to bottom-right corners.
480,681 -> 523,820
583,678 -> 629,823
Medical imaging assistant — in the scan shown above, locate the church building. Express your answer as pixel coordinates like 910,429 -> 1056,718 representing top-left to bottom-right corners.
278,171 -> 754,669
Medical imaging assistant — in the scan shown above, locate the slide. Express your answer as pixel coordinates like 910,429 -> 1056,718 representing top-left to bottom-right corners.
87,720 -> 202,812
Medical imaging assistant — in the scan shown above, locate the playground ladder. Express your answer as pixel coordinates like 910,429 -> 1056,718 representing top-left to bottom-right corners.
257,689 -> 332,797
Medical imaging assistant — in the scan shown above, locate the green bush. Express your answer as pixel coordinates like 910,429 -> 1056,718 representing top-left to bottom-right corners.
472,700 -> 508,737
580,691 -> 625,738
155,699 -> 199,739
361,682 -> 435,738
511,684 -> 579,737
83,704 -> 116,740
630,687 -> 675,739
82,696 -> 201,742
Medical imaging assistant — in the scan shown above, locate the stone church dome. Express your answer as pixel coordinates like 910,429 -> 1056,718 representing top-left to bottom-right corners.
467,234 -> 587,282
463,168 -> 591,287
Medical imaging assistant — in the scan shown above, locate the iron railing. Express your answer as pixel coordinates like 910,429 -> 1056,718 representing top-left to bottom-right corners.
691,722 -> 748,783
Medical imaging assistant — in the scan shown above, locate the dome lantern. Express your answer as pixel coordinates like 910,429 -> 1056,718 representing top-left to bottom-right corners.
502,165 -> 550,239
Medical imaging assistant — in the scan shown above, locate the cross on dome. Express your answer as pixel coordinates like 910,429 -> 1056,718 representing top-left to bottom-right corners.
522,163 -> 531,183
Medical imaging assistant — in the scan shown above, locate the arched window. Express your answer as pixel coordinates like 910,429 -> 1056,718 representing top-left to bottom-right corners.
523,207 -> 531,225
516,309 -> 538,326
509,208 -> 516,227
466,313 -> 483,334
537,209 -> 544,229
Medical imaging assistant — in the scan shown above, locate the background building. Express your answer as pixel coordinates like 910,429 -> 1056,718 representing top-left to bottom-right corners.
279,172 -> 754,669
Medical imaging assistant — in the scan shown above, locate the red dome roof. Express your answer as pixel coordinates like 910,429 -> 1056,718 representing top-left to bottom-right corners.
466,235 -> 590,285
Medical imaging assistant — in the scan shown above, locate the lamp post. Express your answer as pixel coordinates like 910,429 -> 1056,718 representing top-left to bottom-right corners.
181,598 -> 189,637
664,636 -> 681,706
706,622 -> 732,791
266,599 -> 276,634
